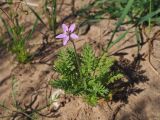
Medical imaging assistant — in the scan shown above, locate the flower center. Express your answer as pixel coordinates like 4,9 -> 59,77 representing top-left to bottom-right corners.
66,30 -> 71,36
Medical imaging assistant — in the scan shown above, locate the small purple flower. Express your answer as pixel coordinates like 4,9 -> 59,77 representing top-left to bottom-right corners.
56,23 -> 79,45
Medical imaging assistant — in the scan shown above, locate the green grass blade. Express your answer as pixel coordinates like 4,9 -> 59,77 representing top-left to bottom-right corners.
135,27 -> 141,54
76,0 -> 106,16
28,5 -> 47,27
116,0 -> 134,28
11,77 -> 18,107
107,0 -> 134,50
138,9 -> 160,25
148,0 -> 152,31
0,14 -> 13,37
51,0 -> 57,34
25,18 -> 38,41
108,30 -> 128,49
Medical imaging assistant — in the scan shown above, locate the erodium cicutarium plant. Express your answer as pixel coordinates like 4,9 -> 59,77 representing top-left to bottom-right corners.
51,23 -> 124,105
56,23 -> 82,81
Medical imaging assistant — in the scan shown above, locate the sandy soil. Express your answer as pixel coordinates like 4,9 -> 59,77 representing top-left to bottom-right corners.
0,0 -> 160,120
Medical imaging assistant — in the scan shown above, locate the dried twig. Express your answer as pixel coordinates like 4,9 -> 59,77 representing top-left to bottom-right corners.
143,26 -> 160,76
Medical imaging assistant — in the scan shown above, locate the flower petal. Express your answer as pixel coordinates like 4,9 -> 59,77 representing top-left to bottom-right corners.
70,33 -> 78,39
63,36 -> 69,46
69,23 -> 76,32
62,24 -> 68,33
56,34 -> 67,39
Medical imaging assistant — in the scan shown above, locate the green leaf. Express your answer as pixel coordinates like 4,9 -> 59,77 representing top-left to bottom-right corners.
108,30 -> 128,49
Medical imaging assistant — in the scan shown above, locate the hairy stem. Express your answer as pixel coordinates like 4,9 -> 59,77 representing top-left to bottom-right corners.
71,40 -> 81,76
71,40 -> 86,88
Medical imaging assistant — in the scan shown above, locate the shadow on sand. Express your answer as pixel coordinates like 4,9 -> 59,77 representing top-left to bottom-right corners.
110,54 -> 149,103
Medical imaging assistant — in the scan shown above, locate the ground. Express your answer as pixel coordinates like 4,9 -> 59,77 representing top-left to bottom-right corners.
0,0 -> 160,120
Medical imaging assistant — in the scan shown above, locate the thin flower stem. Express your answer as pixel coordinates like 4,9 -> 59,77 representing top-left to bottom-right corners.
71,40 -> 87,89
71,40 -> 83,82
